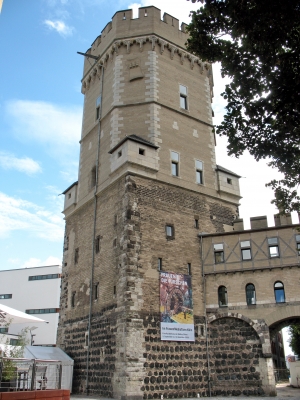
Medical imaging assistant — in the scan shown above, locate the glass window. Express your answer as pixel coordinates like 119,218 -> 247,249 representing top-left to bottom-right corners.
166,225 -> 174,239
214,243 -> 224,263
171,151 -> 179,177
274,281 -> 285,303
0,294 -> 12,299
218,286 -> 228,307
241,240 -> 252,261
296,235 -> 300,255
179,85 -> 188,109
246,284 -> 256,305
268,237 -> 279,258
196,160 -> 203,184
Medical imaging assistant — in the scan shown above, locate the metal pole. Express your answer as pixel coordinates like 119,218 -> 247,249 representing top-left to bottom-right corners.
30,360 -> 36,391
85,64 -> 104,395
58,363 -> 63,389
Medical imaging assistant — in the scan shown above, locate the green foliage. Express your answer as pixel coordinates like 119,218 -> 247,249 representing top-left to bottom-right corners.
289,323 -> 300,356
0,326 -> 29,381
186,0 -> 300,212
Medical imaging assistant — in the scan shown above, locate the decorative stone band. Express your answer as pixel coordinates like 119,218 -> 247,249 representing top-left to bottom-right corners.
207,312 -> 272,357
81,35 -> 211,94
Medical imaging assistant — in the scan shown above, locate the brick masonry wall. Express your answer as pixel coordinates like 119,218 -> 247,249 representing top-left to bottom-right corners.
208,318 -> 264,397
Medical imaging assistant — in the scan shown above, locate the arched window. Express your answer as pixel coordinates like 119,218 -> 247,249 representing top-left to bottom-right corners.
218,286 -> 228,307
246,283 -> 256,305
274,281 -> 285,303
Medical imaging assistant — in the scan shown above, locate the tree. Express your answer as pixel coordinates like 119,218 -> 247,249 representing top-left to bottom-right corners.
289,323 -> 300,356
186,0 -> 300,212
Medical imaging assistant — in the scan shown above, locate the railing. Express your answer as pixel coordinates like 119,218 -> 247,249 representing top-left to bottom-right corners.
274,368 -> 290,382
0,358 -> 62,392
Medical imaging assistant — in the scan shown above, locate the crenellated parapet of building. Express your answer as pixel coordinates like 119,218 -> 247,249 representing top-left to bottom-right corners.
80,6 -> 212,96
233,213 -> 300,231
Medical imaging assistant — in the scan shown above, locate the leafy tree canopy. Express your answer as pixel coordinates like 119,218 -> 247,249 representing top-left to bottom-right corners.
288,323 -> 300,356
186,0 -> 300,212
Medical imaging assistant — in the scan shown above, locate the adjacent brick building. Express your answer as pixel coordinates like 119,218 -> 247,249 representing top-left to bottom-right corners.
57,6 -> 300,398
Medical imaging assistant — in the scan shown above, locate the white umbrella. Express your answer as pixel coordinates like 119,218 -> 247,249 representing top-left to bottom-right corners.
0,303 -> 49,325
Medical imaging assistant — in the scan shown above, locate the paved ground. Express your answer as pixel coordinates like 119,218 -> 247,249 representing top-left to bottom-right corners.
70,383 -> 300,400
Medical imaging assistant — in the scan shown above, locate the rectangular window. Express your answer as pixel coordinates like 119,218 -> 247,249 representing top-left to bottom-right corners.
26,308 -> 57,314
171,151 -> 179,177
95,236 -> 100,253
179,85 -> 188,110
166,224 -> 175,240
0,327 -> 8,333
114,286 -> 116,295
187,263 -> 191,275
158,258 -> 162,271
195,160 -> 203,184
0,294 -> 12,299
139,148 -> 145,155
268,237 -> 279,258
241,240 -> 252,261
71,292 -> 76,308
75,248 -> 79,264
194,219 -> 199,229
29,274 -> 59,281
96,96 -> 101,120
214,243 -> 224,263
296,234 -> 300,255
10,339 -> 19,346
94,283 -> 99,300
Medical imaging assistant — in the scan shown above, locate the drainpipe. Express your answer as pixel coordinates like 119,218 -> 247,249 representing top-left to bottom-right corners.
85,65 -> 104,395
199,233 -> 211,397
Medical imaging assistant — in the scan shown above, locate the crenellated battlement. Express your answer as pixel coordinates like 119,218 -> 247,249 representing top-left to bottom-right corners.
233,213 -> 300,231
81,6 -> 197,82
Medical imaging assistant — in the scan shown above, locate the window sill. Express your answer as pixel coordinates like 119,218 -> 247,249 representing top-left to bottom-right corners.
180,108 -> 190,114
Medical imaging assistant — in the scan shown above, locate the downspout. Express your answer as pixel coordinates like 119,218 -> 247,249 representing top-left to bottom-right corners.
86,65 -> 104,395
199,233 -> 211,397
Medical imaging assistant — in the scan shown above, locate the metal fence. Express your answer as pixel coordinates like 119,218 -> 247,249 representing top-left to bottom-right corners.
0,358 -> 62,392
274,368 -> 290,382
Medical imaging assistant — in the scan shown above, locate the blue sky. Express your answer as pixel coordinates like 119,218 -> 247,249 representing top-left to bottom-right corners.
0,0 -> 295,355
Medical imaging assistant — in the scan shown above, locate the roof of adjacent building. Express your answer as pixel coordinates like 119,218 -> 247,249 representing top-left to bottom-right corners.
108,134 -> 159,154
216,165 -> 241,178
62,181 -> 78,195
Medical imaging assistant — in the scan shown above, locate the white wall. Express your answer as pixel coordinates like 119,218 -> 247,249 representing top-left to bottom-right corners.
0,265 -> 61,346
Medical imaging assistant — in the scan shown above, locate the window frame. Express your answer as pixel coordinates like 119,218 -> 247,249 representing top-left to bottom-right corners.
171,151 -> 179,177
74,248 -> 79,264
240,240 -> 252,261
95,96 -> 101,121
158,258 -> 162,271
245,283 -> 256,305
274,281 -> 285,303
95,235 -> 100,254
179,84 -> 188,110
214,243 -> 224,264
195,160 -> 204,185
0,294 -> 12,299
268,237 -> 280,258
165,224 -> 175,240
295,234 -> 300,256
218,286 -> 228,307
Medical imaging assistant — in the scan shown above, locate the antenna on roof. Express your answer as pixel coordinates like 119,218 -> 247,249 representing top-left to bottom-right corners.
77,52 -> 99,60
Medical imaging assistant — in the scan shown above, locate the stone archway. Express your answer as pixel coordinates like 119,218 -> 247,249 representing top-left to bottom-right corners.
207,313 -> 276,397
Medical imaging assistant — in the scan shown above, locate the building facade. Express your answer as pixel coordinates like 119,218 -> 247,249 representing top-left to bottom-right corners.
57,6 -> 300,399
0,265 -> 61,346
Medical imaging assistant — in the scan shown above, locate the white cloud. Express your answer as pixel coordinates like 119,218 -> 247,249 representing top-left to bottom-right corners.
44,19 -> 74,37
0,152 -> 42,175
0,192 -> 64,241
22,256 -> 61,269
5,100 -> 81,161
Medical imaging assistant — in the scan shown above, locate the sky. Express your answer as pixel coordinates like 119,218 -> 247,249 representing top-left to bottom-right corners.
0,0 -> 295,353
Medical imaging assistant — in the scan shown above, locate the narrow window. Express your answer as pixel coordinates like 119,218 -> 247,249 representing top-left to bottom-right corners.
194,218 -> 199,229
71,292 -> 76,308
246,284 -> 256,305
295,234 -> 300,255
118,150 -> 122,158
171,151 -> 179,177
95,236 -> 100,253
74,248 -> 79,264
123,13 -> 126,20
113,286 -> 116,295
144,9 -> 148,16
158,258 -> 162,271
187,263 -> 191,275
268,237 -> 280,258
241,240 -> 252,261
96,96 -> 101,120
179,85 -> 188,110
166,224 -> 175,239
114,214 -> 118,225
91,166 -> 97,188
94,283 -> 99,300
195,160 -> 203,184
64,235 -> 69,251
68,193 -> 71,199
139,148 -> 145,155
214,244 -> 224,263
85,332 -> 89,346
274,281 -> 285,303
218,286 -> 228,307
113,238 -> 117,247
227,178 -> 232,184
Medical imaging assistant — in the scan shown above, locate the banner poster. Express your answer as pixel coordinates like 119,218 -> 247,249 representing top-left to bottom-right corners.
160,271 -> 194,342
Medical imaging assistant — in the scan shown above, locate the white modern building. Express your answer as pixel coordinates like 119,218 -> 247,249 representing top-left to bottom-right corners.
0,265 -> 61,346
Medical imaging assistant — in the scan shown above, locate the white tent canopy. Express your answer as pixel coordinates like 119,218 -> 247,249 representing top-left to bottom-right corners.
0,303 -> 48,325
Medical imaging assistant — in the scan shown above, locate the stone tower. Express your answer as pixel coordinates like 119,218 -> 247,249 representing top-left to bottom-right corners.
58,6 -> 241,398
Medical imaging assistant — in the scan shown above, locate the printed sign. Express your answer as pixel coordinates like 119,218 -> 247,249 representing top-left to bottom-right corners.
160,271 -> 194,341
